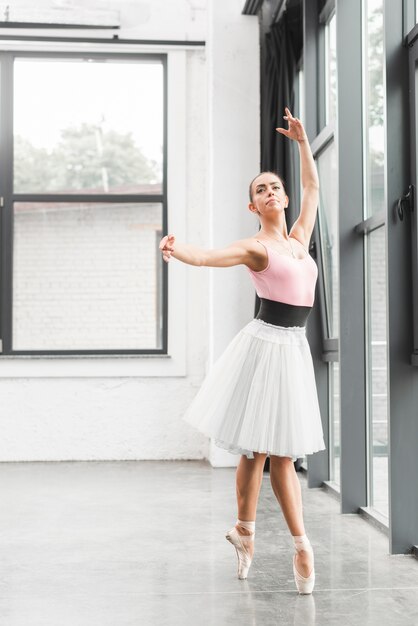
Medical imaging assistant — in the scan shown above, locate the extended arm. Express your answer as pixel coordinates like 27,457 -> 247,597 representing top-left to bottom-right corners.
276,107 -> 319,248
159,234 -> 263,269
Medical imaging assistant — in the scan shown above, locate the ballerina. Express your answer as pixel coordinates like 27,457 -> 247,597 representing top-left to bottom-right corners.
159,107 -> 325,594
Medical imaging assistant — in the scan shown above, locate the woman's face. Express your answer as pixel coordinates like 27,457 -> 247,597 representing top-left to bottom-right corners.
249,173 -> 288,217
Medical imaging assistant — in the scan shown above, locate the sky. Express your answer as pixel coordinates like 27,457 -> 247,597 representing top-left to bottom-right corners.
13,57 -> 164,164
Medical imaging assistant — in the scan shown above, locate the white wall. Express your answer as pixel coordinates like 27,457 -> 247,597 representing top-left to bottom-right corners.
207,0 -> 260,466
0,0 -> 207,41
0,0 -> 259,464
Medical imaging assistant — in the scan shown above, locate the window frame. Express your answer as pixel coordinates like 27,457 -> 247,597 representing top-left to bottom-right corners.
0,44 -> 191,377
0,50 -> 168,357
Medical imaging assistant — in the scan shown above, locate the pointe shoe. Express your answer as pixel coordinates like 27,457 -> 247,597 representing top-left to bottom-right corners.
293,535 -> 315,594
225,526 -> 254,579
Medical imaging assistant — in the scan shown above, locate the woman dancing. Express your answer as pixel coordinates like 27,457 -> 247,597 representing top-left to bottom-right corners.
159,107 -> 325,594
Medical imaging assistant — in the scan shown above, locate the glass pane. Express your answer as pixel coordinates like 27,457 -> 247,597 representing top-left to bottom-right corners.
325,13 -> 337,125
13,202 -> 163,351
293,68 -> 304,212
366,226 -> 388,517
14,58 -> 163,194
363,0 -> 384,217
317,140 -> 339,338
298,67 -> 305,126
329,361 -> 341,485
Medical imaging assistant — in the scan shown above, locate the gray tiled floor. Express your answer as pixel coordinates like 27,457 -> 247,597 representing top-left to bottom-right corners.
0,460 -> 417,625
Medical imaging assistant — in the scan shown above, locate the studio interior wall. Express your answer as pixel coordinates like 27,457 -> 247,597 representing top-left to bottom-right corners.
0,0 -> 260,463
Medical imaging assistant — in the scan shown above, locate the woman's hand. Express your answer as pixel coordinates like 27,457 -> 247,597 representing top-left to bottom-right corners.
159,234 -> 175,262
276,107 -> 308,143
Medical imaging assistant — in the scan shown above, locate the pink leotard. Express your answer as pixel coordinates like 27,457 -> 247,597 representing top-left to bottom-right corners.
247,239 -> 318,307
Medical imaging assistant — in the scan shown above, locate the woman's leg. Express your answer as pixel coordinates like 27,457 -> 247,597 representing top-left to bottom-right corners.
236,452 -> 268,521
269,455 -> 313,577
234,452 -> 267,557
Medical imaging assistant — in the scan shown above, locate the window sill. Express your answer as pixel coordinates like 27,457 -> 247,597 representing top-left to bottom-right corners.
0,353 -> 172,359
359,506 -> 389,536
322,480 -> 341,501
0,352 -> 186,377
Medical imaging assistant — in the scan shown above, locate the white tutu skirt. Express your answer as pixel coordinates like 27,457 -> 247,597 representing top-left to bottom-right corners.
183,318 -> 326,460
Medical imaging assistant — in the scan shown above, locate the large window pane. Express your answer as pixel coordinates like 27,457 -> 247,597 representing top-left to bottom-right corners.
325,13 -> 337,125
363,0 -> 384,217
329,361 -> 340,485
363,0 -> 388,518
14,58 -> 163,194
317,140 -> 339,338
13,202 -> 163,351
317,139 -> 340,485
366,226 -> 388,517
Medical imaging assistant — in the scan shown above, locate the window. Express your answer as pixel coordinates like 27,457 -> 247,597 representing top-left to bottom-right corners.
363,1 -> 384,219
325,12 -> 337,126
318,3 -> 336,131
316,138 -> 340,485
317,140 -> 339,340
0,54 -> 167,355
317,1 -> 340,486
365,226 -> 388,516
362,0 -> 389,518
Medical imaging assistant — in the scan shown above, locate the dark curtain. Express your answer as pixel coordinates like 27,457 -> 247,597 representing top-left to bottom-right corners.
260,7 -> 303,229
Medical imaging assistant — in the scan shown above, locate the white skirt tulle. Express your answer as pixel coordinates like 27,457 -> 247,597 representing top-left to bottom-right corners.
183,318 -> 326,461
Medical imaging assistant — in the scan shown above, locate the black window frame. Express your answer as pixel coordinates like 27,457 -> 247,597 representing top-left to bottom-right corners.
0,50 -> 168,356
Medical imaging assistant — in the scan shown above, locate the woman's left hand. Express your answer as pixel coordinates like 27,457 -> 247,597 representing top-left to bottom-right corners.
276,107 -> 308,142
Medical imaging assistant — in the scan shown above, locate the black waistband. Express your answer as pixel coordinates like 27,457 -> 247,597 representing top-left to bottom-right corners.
255,298 -> 312,327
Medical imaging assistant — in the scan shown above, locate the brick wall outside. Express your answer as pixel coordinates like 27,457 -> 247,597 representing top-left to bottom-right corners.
13,202 -> 162,350
369,225 -> 387,449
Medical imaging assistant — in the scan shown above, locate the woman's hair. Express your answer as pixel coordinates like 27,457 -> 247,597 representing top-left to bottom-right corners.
248,171 -> 287,202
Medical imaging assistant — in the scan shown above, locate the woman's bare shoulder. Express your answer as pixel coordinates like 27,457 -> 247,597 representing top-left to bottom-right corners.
237,236 -> 266,252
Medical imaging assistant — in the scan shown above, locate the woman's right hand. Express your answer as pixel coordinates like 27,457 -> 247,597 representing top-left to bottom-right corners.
276,107 -> 308,143
159,234 -> 175,262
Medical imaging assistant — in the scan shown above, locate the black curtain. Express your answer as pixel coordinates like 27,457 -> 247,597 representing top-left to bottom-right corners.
260,6 -> 303,229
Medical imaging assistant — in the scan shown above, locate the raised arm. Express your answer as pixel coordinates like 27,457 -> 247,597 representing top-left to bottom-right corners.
276,107 -> 319,249
159,234 -> 265,270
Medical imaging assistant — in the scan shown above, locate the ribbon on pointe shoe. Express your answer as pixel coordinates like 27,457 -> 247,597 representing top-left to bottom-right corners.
292,534 -> 315,594
225,519 -> 255,580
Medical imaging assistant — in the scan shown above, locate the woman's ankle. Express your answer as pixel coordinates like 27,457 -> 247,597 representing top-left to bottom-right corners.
236,519 -> 255,535
292,534 -> 313,552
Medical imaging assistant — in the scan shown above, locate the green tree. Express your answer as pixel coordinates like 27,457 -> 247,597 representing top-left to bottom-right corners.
14,123 -> 160,193
367,6 -> 384,128
14,136 -> 53,192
